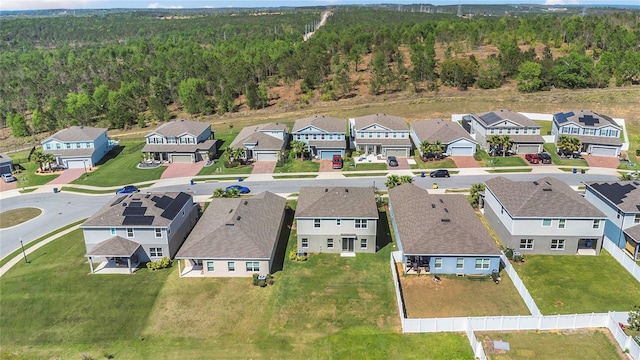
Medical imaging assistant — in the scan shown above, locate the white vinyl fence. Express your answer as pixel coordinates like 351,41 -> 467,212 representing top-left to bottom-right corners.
604,238 -> 640,282
499,253 -> 541,316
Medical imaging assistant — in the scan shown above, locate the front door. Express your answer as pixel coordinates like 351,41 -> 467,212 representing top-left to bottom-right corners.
342,237 -> 355,252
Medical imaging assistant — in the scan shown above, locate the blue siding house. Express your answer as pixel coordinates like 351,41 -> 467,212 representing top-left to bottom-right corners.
388,183 -> 502,275
42,126 -> 113,169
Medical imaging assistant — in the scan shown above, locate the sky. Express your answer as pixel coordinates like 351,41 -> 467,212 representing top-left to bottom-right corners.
2,0 -> 637,12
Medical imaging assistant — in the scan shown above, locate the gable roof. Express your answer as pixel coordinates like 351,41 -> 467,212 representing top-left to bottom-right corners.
82,192 -> 193,227
295,186 -> 379,219
624,224 -> 640,242
485,176 -> 605,218
388,183 -> 499,256
292,115 -> 346,133
411,119 -> 475,144
0,153 -> 12,165
176,192 -> 286,259
148,119 -> 210,138
473,110 -> 539,128
352,114 -> 408,131
586,181 -> 640,213
229,123 -> 286,150
43,126 -> 106,143
86,236 -> 141,257
554,110 -> 620,129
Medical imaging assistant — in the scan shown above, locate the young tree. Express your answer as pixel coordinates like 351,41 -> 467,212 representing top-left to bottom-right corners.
290,140 -> 306,160
440,58 -> 478,90
500,135 -> 513,157
517,61 -> 544,92
385,174 -> 401,189
6,112 -> 30,137
468,183 -> 486,209
475,57 -> 502,89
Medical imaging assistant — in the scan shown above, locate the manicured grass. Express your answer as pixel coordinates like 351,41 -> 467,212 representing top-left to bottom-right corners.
534,119 -> 553,136
70,141 -> 166,186
0,207 -> 42,228
514,250 -> 640,314
487,168 -> 532,173
272,174 -> 318,179
477,330 -> 624,360
543,143 -> 589,167
198,161 -> 255,175
14,162 -> 59,187
60,183 -> 153,194
410,157 -> 457,169
344,162 -> 389,171
343,172 -> 388,177
275,159 -> 320,173
558,167 -> 588,173
475,150 -> 528,167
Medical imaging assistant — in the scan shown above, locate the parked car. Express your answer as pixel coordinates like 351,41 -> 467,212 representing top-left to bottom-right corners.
115,185 -> 139,194
387,156 -> 399,167
538,152 -> 552,164
430,169 -> 450,178
1,173 -> 16,183
525,153 -> 540,164
226,185 -> 251,194
332,154 -> 343,169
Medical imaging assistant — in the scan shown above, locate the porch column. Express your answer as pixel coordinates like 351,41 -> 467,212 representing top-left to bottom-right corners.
88,256 -> 94,274
127,257 -> 132,274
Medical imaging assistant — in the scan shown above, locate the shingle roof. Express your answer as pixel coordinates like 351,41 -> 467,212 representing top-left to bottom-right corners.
307,140 -> 346,149
176,192 -> 286,259
295,187 -> 379,219
354,138 -> 412,146
474,110 -> 540,128
0,153 -> 12,165
624,224 -> 640,242
86,236 -> 140,257
509,135 -> 545,144
82,192 -> 193,227
229,123 -> 286,150
388,183 -> 500,255
141,139 -> 218,153
485,176 -> 605,218
586,181 -> 640,213
352,114 -> 408,131
44,126 -> 107,142
572,134 -> 622,146
149,119 -> 211,137
42,148 -> 95,157
292,115 -> 346,133
554,110 -> 620,129
410,119 -> 475,144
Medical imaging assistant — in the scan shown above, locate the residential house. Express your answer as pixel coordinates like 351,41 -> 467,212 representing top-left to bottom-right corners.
82,191 -> 199,274
41,126 -> 114,169
483,176 -> 606,255
464,109 -> 544,154
388,183 -> 501,275
175,192 -> 286,277
410,119 -> 477,157
291,115 -> 347,159
552,110 -> 622,157
0,153 -> 12,175
142,119 -> 218,163
295,186 -> 379,254
584,181 -> 640,260
349,114 -> 412,157
229,122 -> 288,162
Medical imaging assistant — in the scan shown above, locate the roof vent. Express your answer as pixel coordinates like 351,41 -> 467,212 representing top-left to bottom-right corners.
226,223 -> 234,227
533,181 -> 539,185
325,188 -> 328,192
229,209 -> 233,213
441,219 -> 451,222
345,188 -> 349,193
244,200 -> 248,205
633,181 -> 640,186
145,194 -> 150,198
236,216 -> 241,221
122,202 -> 127,207
545,181 -> 552,186
431,204 -> 436,208
444,208 -> 449,213
543,188 -> 552,192
439,199 -> 444,204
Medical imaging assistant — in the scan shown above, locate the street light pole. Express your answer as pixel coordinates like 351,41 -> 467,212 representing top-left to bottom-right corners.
19,238 -> 30,264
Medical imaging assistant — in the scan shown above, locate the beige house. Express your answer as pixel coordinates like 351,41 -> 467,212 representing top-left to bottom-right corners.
295,187 -> 379,255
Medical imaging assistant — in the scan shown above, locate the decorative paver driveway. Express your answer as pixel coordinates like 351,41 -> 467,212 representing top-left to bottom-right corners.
319,160 -> 339,172
0,179 -> 17,192
47,168 -> 85,185
251,161 -> 276,174
449,156 -> 480,168
160,162 -> 204,179
582,155 -> 621,169
389,157 -> 410,170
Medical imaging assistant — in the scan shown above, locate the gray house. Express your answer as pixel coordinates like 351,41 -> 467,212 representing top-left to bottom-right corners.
82,192 -> 199,274
483,177 -> 606,255
349,114 -> 412,157
410,119 -> 477,157
0,153 -> 13,175
41,126 -> 114,169
175,192 -> 286,277
291,115 -> 347,159
230,123 -> 288,162
552,110 -> 622,157
142,119 -> 218,163
295,187 -> 379,255
465,109 -> 544,154
388,183 -> 501,275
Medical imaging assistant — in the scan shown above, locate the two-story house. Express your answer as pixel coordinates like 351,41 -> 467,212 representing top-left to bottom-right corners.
291,115 -> 347,159
176,191 -> 286,277
464,109 -> 544,154
42,126 -> 113,169
410,119 -> 477,157
230,122 -> 288,162
295,187 -> 379,255
142,119 -> 218,163
552,110 -> 622,157
584,181 -> 640,260
349,114 -> 412,158
483,176 -> 606,255
388,183 -> 501,275
82,191 -> 199,274
0,153 -> 13,175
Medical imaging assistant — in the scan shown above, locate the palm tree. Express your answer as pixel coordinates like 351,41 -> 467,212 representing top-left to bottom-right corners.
468,183 -> 486,209
419,140 -> 432,160
32,149 -> 47,173
232,148 -> 246,163
385,174 -> 401,189
487,135 -> 502,156
432,140 -> 444,159
212,188 -> 227,198
399,175 -> 414,184
290,140 -> 306,159
500,135 -> 513,157
44,153 -> 56,172
557,135 -> 581,157
620,172 -> 634,181
225,187 -> 241,198
223,147 -> 235,164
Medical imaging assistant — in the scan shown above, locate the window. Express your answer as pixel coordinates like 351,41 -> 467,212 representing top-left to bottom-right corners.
551,239 -> 565,250
301,238 -> 308,248
434,258 -> 443,269
475,258 -> 490,270
246,262 -> 260,272
558,219 -> 566,229
634,214 -> 640,224
110,228 -> 116,235
542,219 -> 552,227
46,144 -> 52,150
456,258 -> 464,270
56,143 -> 61,149
519,239 -> 534,250
150,247 -> 163,257
155,228 -> 162,238
360,238 -> 367,249
314,219 -> 321,228
65,143 -> 71,149
126,228 -> 134,237
206,261 -> 214,272
592,219 -> 601,229
355,219 -> 368,229
327,239 -> 334,248
228,262 -> 235,272
336,219 -> 341,226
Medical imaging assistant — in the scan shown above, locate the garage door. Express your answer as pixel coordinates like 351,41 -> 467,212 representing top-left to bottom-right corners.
517,145 -> 540,154
590,146 -> 617,157
449,146 -> 474,156
0,164 -> 11,174
256,152 -> 277,161
65,159 -> 88,169
171,154 -> 193,163
385,149 -> 408,158
320,151 -> 342,160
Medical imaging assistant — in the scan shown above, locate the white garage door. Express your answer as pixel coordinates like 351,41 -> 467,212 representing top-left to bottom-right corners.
385,149 -> 408,158
449,146 -> 474,156
171,154 -> 193,163
65,159 -> 89,169
517,145 -> 540,154
590,146 -> 617,157
256,152 -> 277,161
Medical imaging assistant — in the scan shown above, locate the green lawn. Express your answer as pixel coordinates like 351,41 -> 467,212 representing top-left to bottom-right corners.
275,159 -> 320,173
9,151 -> 60,187
513,250 -> 640,314
534,120 -> 553,136
476,150 -> 528,167
344,162 -> 389,171
198,160 -> 254,175
272,174 -> 318,179
487,168 -> 532,173
543,143 -> 589,167
0,207 -> 42,229
410,157 -> 457,169
344,172 -> 388,177
70,141 -> 166,186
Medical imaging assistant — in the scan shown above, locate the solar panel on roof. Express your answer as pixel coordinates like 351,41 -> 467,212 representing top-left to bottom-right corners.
480,112 -> 503,125
592,183 -> 636,205
579,115 -> 600,127
161,192 -> 191,219
154,196 -> 173,209
129,201 -> 143,207
111,195 -> 127,206
122,216 -> 155,225
123,207 -> 147,216
554,112 -> 573,124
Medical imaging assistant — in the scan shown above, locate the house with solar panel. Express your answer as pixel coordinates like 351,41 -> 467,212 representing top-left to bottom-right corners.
463,109 -> 544,154
552,110 -> 622,157
82,192 -> 199,274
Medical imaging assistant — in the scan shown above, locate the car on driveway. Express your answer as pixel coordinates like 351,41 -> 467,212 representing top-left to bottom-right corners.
2,173 -> 16,182
430,169 -> 450,178
538,152 -> 552,164
525,153 -> 540,164
387,156 -> 399,167
115,185 -> 139,194
226,185 -> 251,194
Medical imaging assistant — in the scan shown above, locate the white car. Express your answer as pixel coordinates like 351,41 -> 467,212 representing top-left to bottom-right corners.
1,173 -> 16,182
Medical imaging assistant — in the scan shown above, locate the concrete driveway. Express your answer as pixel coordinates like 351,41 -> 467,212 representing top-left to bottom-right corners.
252,161 -> 276,174
47,168 -> 85,185
161,162 -> 204,179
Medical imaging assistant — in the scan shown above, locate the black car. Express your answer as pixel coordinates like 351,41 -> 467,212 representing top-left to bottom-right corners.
430,169 -> 450,178
387,156 -> 398,167
538,152 -> 552,164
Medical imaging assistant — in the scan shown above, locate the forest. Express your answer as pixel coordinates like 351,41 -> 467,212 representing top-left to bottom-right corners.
1,6 -> 639,138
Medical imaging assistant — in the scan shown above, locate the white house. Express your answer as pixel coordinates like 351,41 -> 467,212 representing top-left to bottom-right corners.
464,109 -> 544,154
349,114 -> 412,158
552,110 -> 622,157
142,119 -> 218,163
42,126 -> 114,169
291,115 -> 347,159
410,119 -> 477,156
230,123 -> 288,162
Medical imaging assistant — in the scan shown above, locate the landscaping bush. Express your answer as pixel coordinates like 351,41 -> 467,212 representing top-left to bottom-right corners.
223,161 -> 240,168
252,273 -> 274,287
146,257 -> 171,270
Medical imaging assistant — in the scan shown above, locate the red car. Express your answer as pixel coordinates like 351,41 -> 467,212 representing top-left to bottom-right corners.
525,154 -> 540,164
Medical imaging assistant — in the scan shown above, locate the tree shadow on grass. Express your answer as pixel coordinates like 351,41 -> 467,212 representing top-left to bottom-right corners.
270,206 -> 294,274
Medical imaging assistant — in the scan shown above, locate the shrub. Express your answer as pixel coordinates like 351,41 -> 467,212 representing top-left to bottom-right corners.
223,161 -> 239,168
146,257 -> 172,270
629,305 -> 640,331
